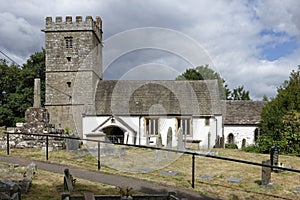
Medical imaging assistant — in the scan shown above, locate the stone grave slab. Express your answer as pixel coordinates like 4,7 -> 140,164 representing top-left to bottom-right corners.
159,170 -> 178,176
135,167 -> 154,173
199,175 -> 214,180
293,187 -> 300,194
227,177 -> 243,183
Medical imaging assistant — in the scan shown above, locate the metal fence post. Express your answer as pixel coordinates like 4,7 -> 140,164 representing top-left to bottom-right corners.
6,132 -> 9,155
98,141 -> 101,171
46,135 -> 49,161
192,154 -> 195,188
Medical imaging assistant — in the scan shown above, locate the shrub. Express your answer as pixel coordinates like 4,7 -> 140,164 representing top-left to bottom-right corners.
242,144 -> 260,153
225,143 -> 238,149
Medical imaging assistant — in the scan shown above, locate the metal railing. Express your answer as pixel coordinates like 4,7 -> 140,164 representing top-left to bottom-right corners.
3,132 -> 300,189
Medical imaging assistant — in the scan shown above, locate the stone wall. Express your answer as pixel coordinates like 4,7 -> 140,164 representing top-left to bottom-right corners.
43,16 -> 103,137
0,133 -> 66,150
0,163 -> 37,199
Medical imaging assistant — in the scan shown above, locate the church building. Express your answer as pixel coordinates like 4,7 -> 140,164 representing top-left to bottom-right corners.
42,16 -> 264,149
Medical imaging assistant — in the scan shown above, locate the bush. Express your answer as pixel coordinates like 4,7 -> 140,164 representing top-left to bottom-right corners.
242,144 -> 260,153
225,143 -> 238,149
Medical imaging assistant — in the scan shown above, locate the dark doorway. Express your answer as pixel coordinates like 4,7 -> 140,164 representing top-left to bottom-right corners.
254,128 -> 259,142
102,126 -> 125,144
227,133 -> 234,144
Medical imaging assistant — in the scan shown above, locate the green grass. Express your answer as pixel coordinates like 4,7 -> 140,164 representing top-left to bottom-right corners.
22,169 -> 118,200
1,147 -> 300,200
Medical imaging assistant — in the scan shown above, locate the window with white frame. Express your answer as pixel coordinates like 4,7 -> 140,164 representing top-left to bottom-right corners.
145,118 -> 159,136
177,118 -> 191,135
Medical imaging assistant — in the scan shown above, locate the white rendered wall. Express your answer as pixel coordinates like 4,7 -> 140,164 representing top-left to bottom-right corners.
224,125 -> 258,148
83,115 -> 223,148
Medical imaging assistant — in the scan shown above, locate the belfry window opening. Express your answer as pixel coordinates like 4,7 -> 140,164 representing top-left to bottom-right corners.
65,37 -> 73,48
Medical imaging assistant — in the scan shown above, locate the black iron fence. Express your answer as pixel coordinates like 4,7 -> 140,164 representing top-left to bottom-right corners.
3,132 -> 300,189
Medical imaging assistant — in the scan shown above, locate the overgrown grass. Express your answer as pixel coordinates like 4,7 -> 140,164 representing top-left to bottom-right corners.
1,147 -> 300,200
22,169 -> 118,200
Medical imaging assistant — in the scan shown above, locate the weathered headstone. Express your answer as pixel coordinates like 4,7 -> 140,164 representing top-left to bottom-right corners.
155,133 -> 162,162
242,139 -> 246,149
66,135 -> 79,151
208,132 -> 211,150
166,127 -> 172,158
227,177 -> 243,183
64,168 -> 73,192
270,146 -> 279,171
261,159 -> 271,186
177,127 -> 184,151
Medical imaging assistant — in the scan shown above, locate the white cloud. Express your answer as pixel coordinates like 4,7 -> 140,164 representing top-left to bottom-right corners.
0,0 -> 299,100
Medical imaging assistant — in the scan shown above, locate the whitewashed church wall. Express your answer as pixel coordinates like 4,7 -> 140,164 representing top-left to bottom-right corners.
82,116 -> 107,139
224,125 -> 257,148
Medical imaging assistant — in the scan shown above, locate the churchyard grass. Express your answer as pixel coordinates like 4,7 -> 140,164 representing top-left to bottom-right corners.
1,147 -> 299,199
22,169 -> 119,200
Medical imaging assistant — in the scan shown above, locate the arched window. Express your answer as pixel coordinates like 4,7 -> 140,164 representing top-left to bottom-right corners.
227,133 -> 234,144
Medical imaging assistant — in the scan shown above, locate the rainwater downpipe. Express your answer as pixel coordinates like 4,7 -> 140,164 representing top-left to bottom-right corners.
139,116 -> 142,145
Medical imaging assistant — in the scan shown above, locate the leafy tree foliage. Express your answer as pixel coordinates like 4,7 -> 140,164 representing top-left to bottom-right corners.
228,86 -> 250,100
257,67 -> 300,154
0,50 -> 45,127
176,65 -> 250,100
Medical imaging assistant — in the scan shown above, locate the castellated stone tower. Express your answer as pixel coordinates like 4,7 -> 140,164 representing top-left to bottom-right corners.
42,16 -> 103,137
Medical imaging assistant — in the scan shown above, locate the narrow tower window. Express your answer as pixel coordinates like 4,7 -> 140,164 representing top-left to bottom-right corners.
65,37 -> 73,48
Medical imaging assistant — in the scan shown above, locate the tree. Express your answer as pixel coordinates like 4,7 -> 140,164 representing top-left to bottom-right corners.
258,66 -> 300,154
0,50 -> 45,127
228,86 -> 250,100
176,65 -> 230,99
176,65 -> 250,100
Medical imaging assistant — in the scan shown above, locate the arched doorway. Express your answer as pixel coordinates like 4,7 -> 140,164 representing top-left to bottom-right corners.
227,133 -> 234,144
102,125 -> 125,144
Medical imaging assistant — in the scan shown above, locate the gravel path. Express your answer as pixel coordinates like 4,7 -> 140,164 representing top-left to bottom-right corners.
0,155 -> 220,200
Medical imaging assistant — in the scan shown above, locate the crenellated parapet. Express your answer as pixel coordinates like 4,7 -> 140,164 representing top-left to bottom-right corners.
43,16 -> 102,41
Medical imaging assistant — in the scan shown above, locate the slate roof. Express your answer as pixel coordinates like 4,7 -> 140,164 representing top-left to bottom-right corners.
95,80 -> 221,116
223,101 -> 266,125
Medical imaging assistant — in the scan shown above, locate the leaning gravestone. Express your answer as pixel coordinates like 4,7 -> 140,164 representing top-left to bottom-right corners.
261,159 -> 271,186
166,127 -> 172,158
155,133 -> 162,162
177,127 -> 184,151
64,169 -> 73,192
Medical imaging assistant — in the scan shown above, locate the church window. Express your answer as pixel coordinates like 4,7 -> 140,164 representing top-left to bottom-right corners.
65,37 -> 73,48
177,118 -> 191,135
205,117 -> 210,126
145,118 -> 159,136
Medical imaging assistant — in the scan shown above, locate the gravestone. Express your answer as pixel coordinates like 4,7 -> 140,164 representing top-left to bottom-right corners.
155,133 -> 162,162
242,139 -> 246,148
261,159 -> 271,186
66,135 -> 79,151
227,177 -> 243,183
208,132 -> 211,150
177,127 -> 184,150
270,146 -> 279,171
64,168 -> 73,192
166,127 -> 172,158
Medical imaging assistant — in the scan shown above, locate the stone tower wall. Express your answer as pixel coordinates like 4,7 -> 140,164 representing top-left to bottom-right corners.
43,16 -> 102,137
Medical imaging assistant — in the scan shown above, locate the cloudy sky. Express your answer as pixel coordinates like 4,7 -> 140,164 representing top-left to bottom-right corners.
1,0 -> 300,100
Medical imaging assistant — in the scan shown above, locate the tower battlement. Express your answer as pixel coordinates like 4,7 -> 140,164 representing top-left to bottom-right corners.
44,16 -> 102,41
